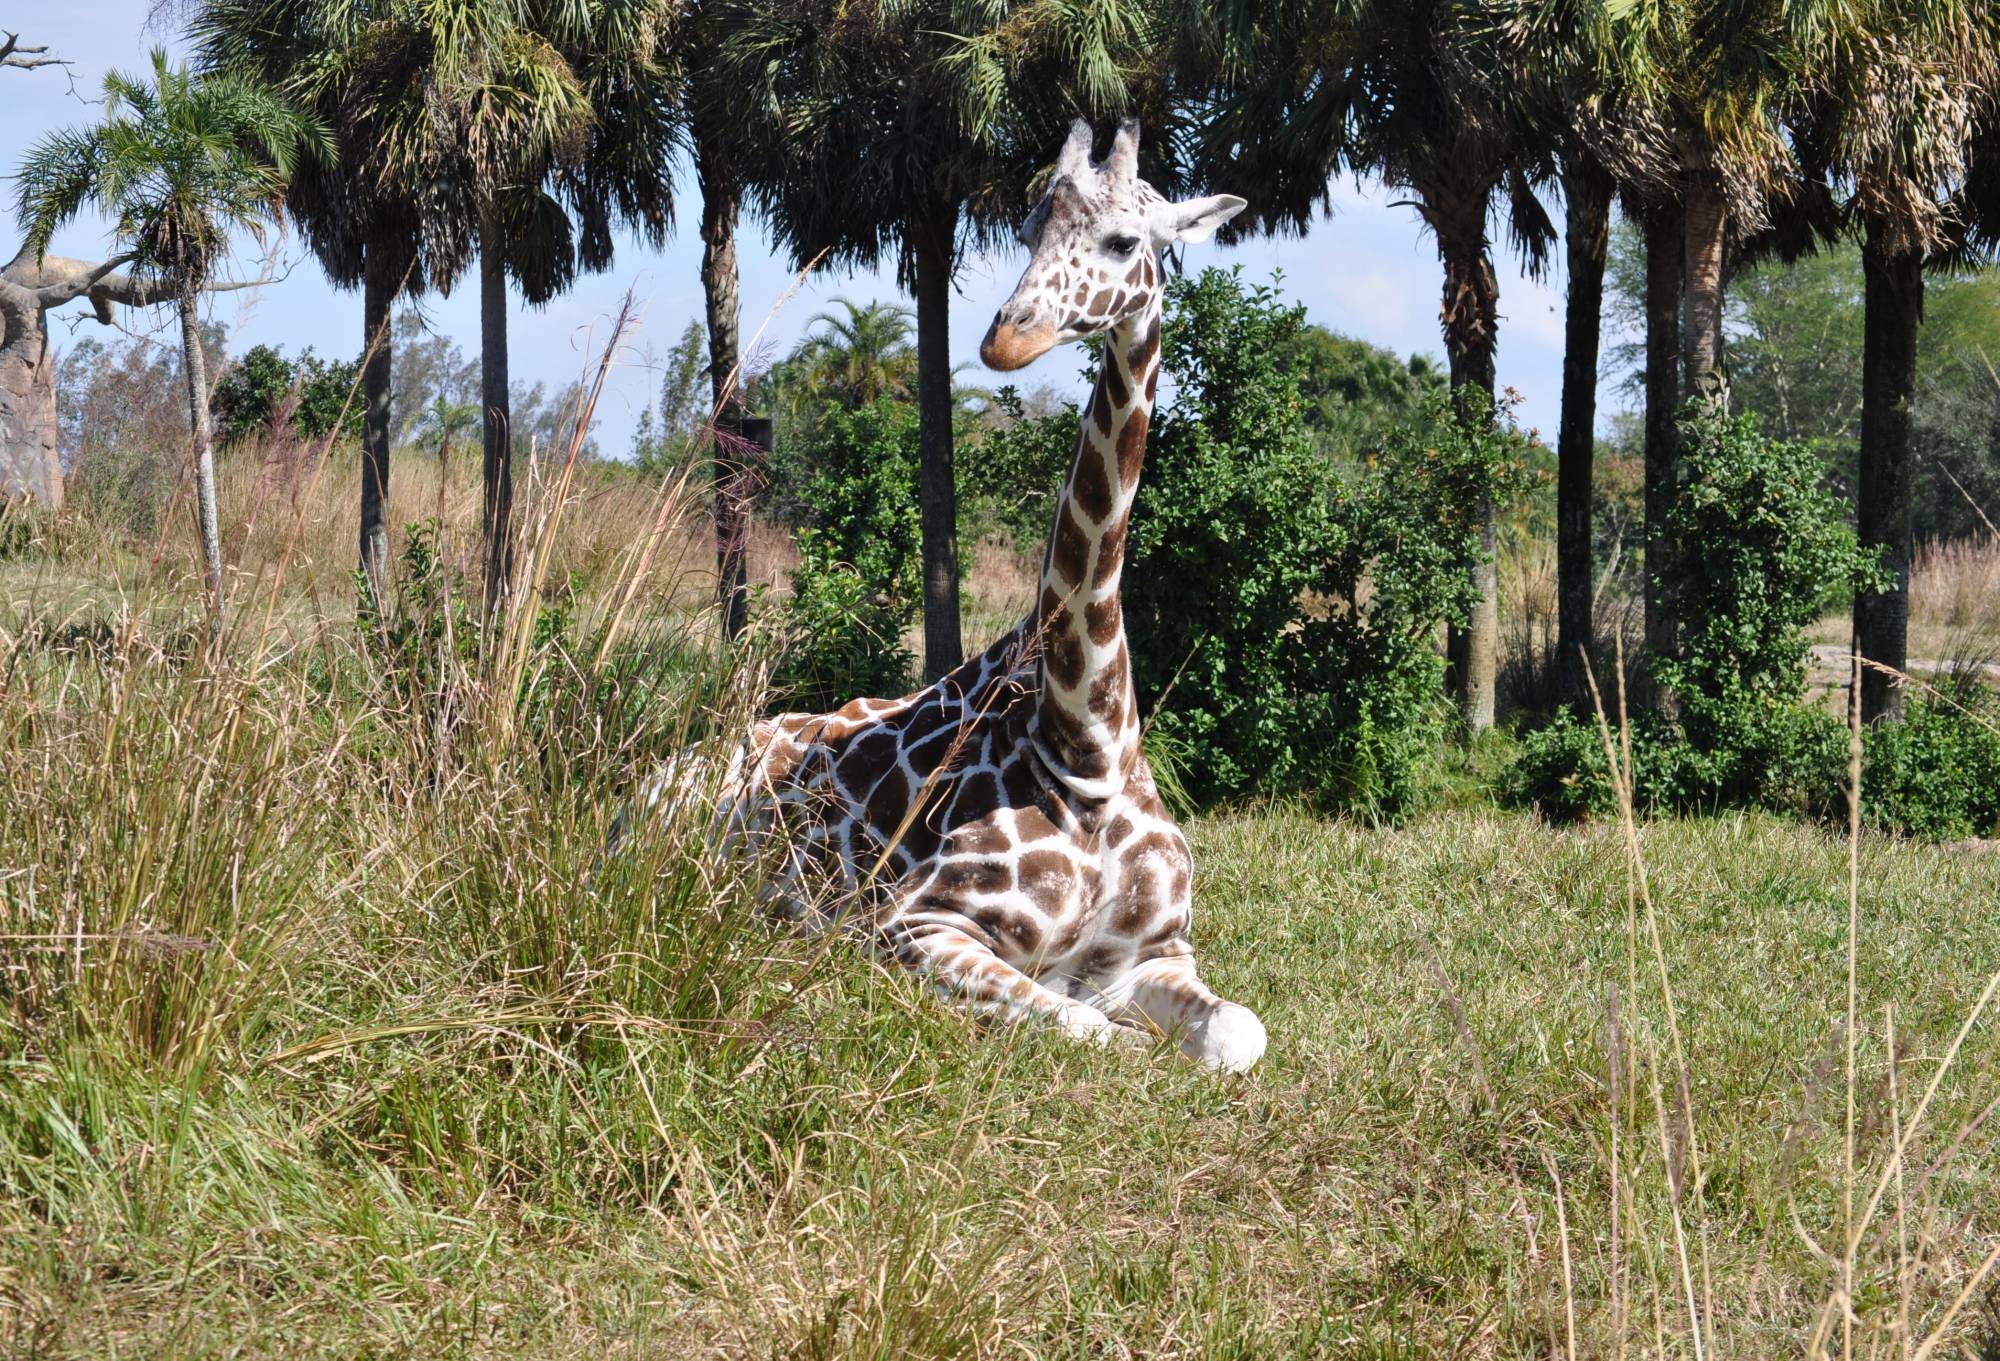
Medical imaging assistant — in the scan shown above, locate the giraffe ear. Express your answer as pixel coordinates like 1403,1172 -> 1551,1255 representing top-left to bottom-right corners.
1157,194 -> 1247,244
1056,119 -> 1094,180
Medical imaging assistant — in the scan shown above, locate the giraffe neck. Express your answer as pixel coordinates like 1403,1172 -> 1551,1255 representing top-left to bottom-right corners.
1027,297 -> 1163,801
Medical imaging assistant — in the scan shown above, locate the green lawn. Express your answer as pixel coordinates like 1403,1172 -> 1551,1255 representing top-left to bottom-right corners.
3,500 -> 1996,1358
6,721 -> 1998,1359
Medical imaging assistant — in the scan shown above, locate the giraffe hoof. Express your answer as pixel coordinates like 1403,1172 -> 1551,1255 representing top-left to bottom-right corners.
1189,1003 -> 1266,1074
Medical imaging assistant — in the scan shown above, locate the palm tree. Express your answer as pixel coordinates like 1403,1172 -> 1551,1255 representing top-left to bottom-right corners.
16,50 -> 324,634
477,0 -> 679,616
682,11 -> 754,642
726,0 -> 1153,681
1606,0 -> 1820,705
196,0 -> 471,604
1808,0 -> 1998,720
797,298 -> 916,404
201,0 -> 678,615
1191,0 -> 1556,731
414,393 -> 480,458
1493,0 -> 1674,709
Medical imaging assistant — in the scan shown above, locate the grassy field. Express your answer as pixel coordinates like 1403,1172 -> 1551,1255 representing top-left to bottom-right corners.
3,456 -> 1999,1359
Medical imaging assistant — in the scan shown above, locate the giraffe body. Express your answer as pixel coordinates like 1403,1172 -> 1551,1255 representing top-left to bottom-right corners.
638,120 -> 1263,1072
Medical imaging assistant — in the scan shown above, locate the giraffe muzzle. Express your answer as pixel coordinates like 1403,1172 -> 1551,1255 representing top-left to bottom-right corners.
980,319 -> 1058,372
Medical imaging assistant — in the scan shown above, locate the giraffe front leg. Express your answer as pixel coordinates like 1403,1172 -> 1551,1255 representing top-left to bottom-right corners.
882,917 -> 1150,1051
1109,954 -> 1267,1074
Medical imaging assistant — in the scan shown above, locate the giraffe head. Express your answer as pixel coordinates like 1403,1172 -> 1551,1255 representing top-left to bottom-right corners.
980,119 -> 1245,372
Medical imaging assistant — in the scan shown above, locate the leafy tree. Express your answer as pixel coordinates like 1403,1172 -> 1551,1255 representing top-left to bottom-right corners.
389,310 -> 477,448
213,343 -> 365,444
1187,0 -> 1558,732
725,0 -> 1154,681
634,319 -> 709,468
657,325 -> 708,439
1285,325 -> 1442,455
981,269 -> 1522,812
54,328 -> 223,539
17,50 -> 324,633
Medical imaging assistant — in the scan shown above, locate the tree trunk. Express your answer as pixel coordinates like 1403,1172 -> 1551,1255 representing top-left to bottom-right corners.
360,241 -> 395,606
1556,163 -> 1612,710
0,282 -> 61,508
1856,218 -> 1922,723
1642,203 -> 1683,708
695,111 -> 748,643
1435,190 -> 1500,733
1,246 -> 252,510
913,201 -> 963,682
479,210 -> 512,620
178,285 -> 224,637
1681,171 -> 1727,404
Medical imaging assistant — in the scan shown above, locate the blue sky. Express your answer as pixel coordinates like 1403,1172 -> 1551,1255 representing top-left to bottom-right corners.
5,2 -> 1630,456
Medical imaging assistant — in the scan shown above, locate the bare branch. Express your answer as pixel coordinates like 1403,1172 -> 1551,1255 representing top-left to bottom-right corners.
1,32 -> 70,71
30,254 -> 137,308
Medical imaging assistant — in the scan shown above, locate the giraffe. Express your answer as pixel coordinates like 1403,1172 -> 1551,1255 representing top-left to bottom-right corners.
635,118 -> 1263,1072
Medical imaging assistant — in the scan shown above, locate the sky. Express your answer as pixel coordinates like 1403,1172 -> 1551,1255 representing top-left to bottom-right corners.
4,2 -> 1630,458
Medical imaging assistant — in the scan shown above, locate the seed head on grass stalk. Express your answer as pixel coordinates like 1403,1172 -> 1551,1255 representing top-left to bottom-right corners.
490,293 -> 638,744
593,249 -> 831,675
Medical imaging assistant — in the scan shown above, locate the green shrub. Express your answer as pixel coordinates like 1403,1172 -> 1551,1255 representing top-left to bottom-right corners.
770,399 -> 921,709
1859,693 -> 2000,840
1120,270 -> 1522,814
214,343 -> 364,445
959,270 -> 1520,815
1512,402 -> 1888,821
1510,710 -> 1617,822
1279,387 -> 1532,814
1645,402 -> 1888,807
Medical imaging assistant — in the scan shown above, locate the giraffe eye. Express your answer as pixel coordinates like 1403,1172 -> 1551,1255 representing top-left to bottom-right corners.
1108,234 -> 1140,256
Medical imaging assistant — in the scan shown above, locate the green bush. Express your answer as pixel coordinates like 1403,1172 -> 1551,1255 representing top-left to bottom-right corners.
1509,708 -> 1617,823
1646,402 -> 1888,807
1027,268 -> 1521,815
1859,693 -> 2000,840
1512,402 -> 1889,821
1278,386 -> 1531,814
214,343 -> 364,445
769,399 -> 921,709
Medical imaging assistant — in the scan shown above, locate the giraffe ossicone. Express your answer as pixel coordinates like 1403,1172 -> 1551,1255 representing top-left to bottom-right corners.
633,118 -> 1263,1073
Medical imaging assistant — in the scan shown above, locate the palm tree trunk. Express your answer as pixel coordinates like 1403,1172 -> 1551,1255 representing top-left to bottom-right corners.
1856,217 -> 1922,723
913,199 -> 962,682
479,209 -> 512,621
1434,189 -> 1500,733
1681,171 -> 1727,403
360,239 -> 395,607
178,285 -> 224,638
1643,202 -> 1683,709
695,112 -> 748,643
1557,162 -> 1611,710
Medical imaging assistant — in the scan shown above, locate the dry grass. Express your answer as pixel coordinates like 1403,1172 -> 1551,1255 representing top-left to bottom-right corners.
1810,536 -> 2000,670
1911,537 -> 2000,657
